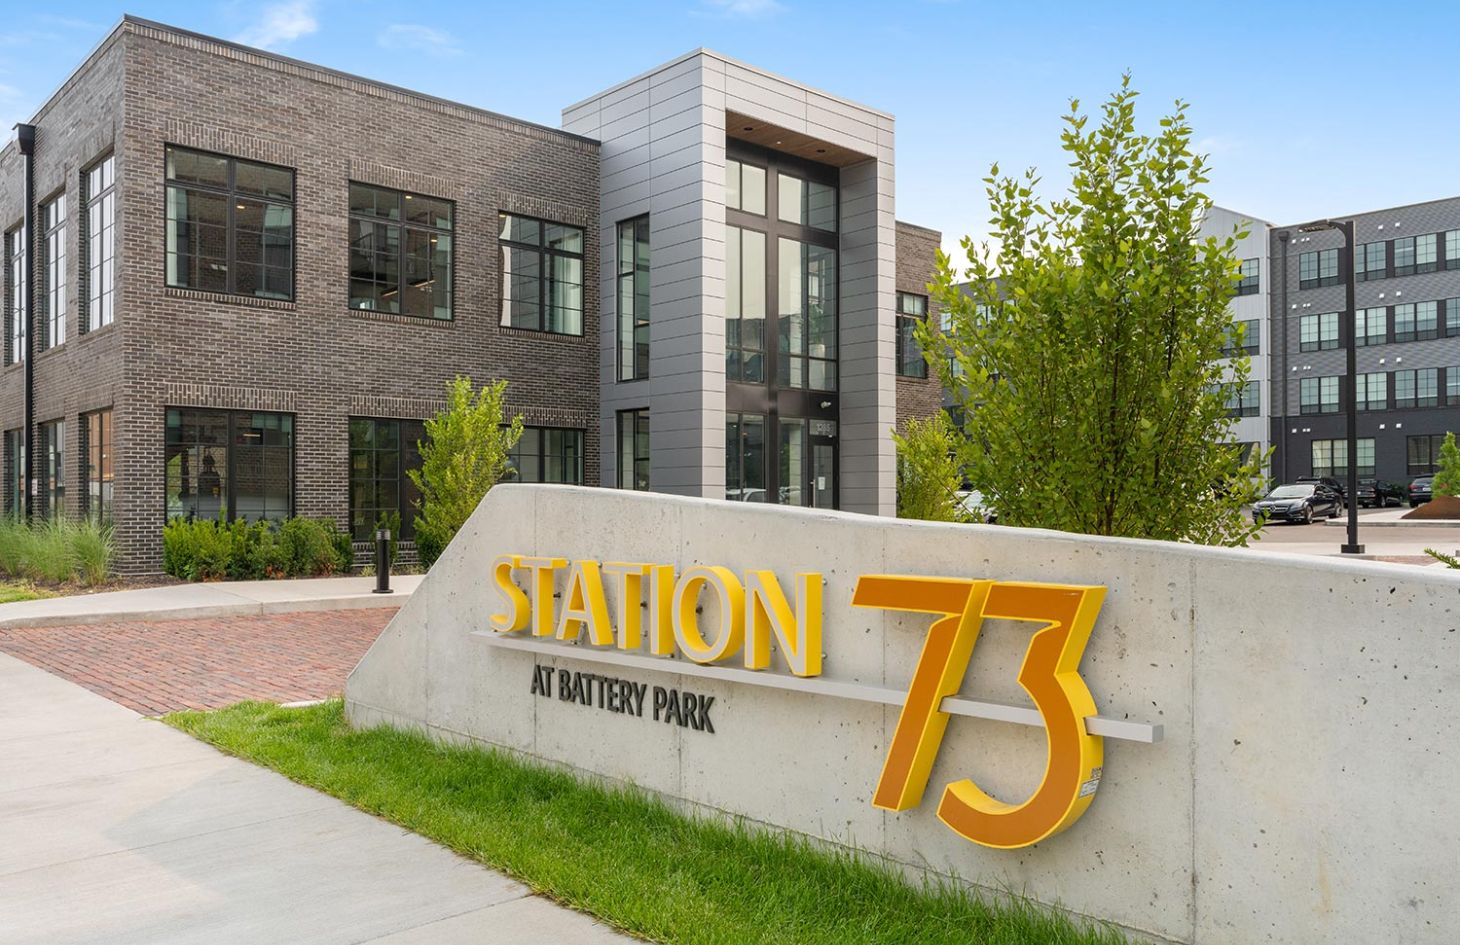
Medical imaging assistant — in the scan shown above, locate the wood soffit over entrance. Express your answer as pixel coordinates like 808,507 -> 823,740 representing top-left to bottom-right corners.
726,111 -> 871,168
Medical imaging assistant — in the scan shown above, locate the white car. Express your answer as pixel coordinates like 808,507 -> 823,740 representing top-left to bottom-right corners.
955,489 -> 997,523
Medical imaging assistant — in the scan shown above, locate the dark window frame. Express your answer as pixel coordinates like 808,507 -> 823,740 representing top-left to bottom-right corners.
83,153 -> 117,333
1234,257 -> 1260,296
1354,306 -> 1387,347
725,411 -> 768,502
39,419 -> 64,519
896,291 -> 929,378
616,215 -> 650,381
347,182 -> 455,321
40,191 -> 66,350
163,144 -> 296,301
1355,241 -> 1387,282
6,224 -> 26,366
507,425 -> 585,486
1299,375 -> 1339,415
498,211 -> 585,336
1299,248 -> 1340,289
617,409 -> 650,491
1394,368 -> 1439,409
164,407 -> 295,524
1394,300 -> 1439,343
348,416 -> 425,543
1408,434 -> 1445,476
1299,311 -> 1339,353
81,408 -> 114,523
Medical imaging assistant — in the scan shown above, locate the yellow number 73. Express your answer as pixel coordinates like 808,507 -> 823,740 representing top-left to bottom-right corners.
852,576 -> 1106,849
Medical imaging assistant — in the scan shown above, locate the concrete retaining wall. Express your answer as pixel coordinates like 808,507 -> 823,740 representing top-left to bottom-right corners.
345,484 -> 1459,944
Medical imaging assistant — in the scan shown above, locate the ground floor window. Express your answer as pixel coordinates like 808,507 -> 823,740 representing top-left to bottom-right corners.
83,409 -> 114,523
508,426 -> 584,485
165,408 -> 293,523
3,428 -> 22,516
618,410 -> 650,490
1312,437 -> 1374,478
40,420 -> 64,517
348,417 -> 424,542
1408,434 -> 1446,477
725,413 -> 766,501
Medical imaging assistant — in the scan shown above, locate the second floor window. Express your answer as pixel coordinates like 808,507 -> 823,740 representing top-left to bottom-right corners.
896,292 -> 929,378
1355,241 -> 1386,282
1355,307 -> 1386,347
1299,248 -> 1339,289
1394,368 -> 1438,408
85,156 -> 116,331
617,216 -> 650,380
1356,372 -> 1387,411
499,213 -> 583,335
165,146 -> 294,300
1234,257 -> 1259,295
1447,367 -> 1460,407
618,409 -> 650,490
1394,301 -> 1438,343
1225,381 -> 1259,418
1224,317 -> 1260,356
1299,375 -> 1339,415
6,225 -> 26,365
42,194 -> 66,349
1299,312 -> 1338,352
348,183 -> 453,320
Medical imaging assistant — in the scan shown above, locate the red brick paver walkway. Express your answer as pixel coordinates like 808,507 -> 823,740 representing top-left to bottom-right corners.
0,608 -> 395,715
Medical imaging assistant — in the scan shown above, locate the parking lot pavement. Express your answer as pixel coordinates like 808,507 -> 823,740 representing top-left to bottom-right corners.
1249,507 -> 1460,564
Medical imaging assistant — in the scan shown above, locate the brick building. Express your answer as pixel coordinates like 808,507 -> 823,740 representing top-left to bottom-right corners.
1,18 -> 944,573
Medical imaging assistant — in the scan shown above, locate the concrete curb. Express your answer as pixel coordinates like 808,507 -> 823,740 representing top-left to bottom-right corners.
1322,517 -> 1460,528
0,593 -> 406,631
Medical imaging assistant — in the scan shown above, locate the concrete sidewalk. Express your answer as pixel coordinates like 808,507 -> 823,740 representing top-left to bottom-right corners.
0,652 -> 634,944
0,574 -> 424,629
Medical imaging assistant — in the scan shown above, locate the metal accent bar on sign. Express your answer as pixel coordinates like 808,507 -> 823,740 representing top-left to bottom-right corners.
471,631 -> 1164,744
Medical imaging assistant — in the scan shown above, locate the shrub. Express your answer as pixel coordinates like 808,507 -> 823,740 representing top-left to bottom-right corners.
164,516 -> 347,582
280,517 -> 346,577
0,516 -> 114,586
163,517 -> 232,581
70,520 -> 115,586
892,413 -> 967,522
1432,432 -> 1460,498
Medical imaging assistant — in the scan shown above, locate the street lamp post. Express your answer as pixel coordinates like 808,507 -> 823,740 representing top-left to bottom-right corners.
1297,219 -> 1364,555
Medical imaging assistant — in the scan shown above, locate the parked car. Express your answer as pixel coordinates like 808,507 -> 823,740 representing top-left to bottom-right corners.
1252,483 -> 1342,524
955,489 -> 997,524
1296,475 -> 1347,507
1409,476 -> 1434,508
1355,478 -> 1405,508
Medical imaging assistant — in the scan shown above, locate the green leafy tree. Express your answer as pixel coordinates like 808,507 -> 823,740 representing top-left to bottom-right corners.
919,76 -> 1265,546
409,377 -> 524,568
1431,431 -> 1460,498
893,413 -> 968,522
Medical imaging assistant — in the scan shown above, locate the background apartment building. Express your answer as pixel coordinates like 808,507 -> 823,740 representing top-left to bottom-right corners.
1202,206 -> 1272,466
1,18 -> 943,573
1268,197 -> 1460,485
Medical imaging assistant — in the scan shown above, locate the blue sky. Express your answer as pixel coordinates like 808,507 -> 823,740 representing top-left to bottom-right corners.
4,1 -> 1458,257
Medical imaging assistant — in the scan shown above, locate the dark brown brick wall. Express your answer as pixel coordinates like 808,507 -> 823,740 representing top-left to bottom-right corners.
894,220 -> 945,432
5,21 -> 602,573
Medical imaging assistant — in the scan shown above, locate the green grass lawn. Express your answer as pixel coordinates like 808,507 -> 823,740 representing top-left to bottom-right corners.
0,580 -> 53,604
166,700 -> 1133,945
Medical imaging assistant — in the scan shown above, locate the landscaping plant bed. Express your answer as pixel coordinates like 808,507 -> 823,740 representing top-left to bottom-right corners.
1403,495 -> 1460,520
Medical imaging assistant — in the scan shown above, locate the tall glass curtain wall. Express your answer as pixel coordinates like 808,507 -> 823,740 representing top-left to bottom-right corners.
724,143 -> 838,508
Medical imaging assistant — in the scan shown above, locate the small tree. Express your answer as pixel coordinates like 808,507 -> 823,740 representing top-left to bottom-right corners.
919,75 -> 1266,546
409,377 -> 524,568
893,413 -> 966,522
1431,431 -> 1460,498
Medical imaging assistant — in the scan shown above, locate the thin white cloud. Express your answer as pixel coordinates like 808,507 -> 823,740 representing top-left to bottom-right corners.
378,24 -> 461,56
234,1 -> 319,50
700,0 -> 786,18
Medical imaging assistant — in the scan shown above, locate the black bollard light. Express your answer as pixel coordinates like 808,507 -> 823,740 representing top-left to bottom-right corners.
373,528 -> 393,594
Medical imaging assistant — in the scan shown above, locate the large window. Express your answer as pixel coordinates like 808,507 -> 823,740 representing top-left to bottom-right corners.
1448,231 -> 1460,271
725,412 -> 766,502
1355,307 -> 1386,347
1299,312 -> 1339,352
165,146 -> 293,300
1355,241 -> 1386,282
85,156 -> 116,331
1299,248 -> 1339,289
41,194 -> 66,349
777,172 -> 836,233
40,420 -> 64,518
1312,438 -> 1375,478
499,213 -> 583,335
1225,381 -> 1260,418
617,409 -> 650,491
1356,372 -> 1387,411
165,408 -> 293,523
348,417 -> 424,542
1394,368 -> 1438,409
508,427 -> 584,485
1234,257 -> 1260,296
777,238 -> 837,390
1393,234 -> 1437,277
1299,376 -> 1339,415
1223,317 -> 1260,356
897,292 -> 929,378
725,159 -> 766,215
1409,434 -> 1446,476
6,225 -> 25,365
1447,367 -> 1460,407
617,216 -> 650,381
348,183 -> 453,319
1448,299 -> 1460,337
4,428 -> 23,516
83,409 -> 114,523
1393,301 -> 1438,343
725,225 -> 767,383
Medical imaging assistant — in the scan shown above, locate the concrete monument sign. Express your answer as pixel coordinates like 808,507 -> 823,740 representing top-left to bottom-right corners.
346,484 -> 1459,944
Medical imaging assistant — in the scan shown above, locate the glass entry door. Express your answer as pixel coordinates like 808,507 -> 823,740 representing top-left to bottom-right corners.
811,437 -> 835,509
